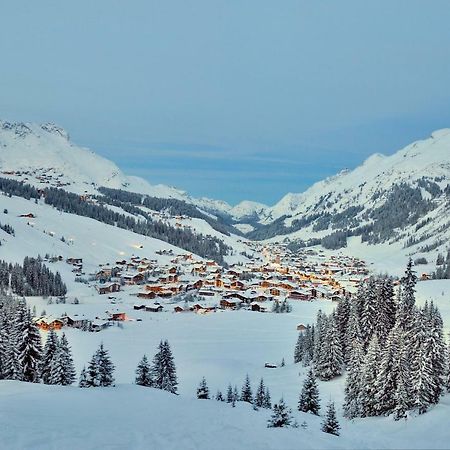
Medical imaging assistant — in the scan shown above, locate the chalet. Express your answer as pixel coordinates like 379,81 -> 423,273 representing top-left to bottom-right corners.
250,302 -> 267,312
63,315 -> 86,329
91,320 -> 110,332
109,312 -> 127,321
34,317 -> 64,331
297,324 -> 307,333
96,283 -> 121,295
289,290 -> 310,301
198,289 -> 215,297
220,299 -> 240,310
133,304 -> 146,310
137,291 -> 157,299
174,305 -> 190,313
19,213 -> 35,218
66,257 -> 83,265
145,304 -> 163,313
121,273 -> 144,285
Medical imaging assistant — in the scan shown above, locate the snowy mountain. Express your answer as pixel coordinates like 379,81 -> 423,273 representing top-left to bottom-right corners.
0,121 -> 231,212
243,129 -> 450,259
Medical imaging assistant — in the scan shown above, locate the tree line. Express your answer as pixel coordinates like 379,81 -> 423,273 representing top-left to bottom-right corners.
0,256 -> 67,297
0,177 -> 230,264
294,260 -> 449,420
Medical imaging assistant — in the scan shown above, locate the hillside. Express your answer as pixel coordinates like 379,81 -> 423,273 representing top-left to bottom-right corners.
241,129 -> 450,264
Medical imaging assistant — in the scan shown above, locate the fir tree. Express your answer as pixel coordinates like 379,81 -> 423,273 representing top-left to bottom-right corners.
18,309 -> 42,382
197,377 -> 210,399
226,383 -> 234,403
58,333 -> 76,385
361,335 -> 381,417
343,338 -> 364,419
241,374 -> 253,404
135,355 -> 152,387
267,398 -> 294,428
150,340 -> 178,394
96,343 -> 115,387
79,366 -> 89,388
40,329 -> 59,384
298,367 -> 320,415
255,378 -> 266,408
321,401 -> 340,436
216,390 -> 224,401
263,387 -> 272,409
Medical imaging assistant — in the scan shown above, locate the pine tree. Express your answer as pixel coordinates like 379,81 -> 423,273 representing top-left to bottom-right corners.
18,309 -> 42,382
150,340 -> 178,394
335,295 -> 351,363
241,374 -> 253,404
58,333 -> 76,385
216,390 -> 224,401
255,378 -> 266,408
361,335 -> 381,417
298,367 -> 320,415
316,313 -> 343,380
86,350 -> 100,387
375,326 -> 401,416
79,366 -> 89,388
359,277 -> 378,350
226,383 -> 234,403
40,329 -> 59,384
96,343 -> 115,387
232,385 -> 239,406
321,401 -> 340,436
294,332 -> 305,364
263,387 -> 272,409
135,355 -> 152,387
267,398 -> 294,428
197,377 -> 210,399
343,338 -> 364,419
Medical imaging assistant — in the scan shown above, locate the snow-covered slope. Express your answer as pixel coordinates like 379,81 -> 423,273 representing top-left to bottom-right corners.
242,129 -> 450,262
0,121 -> 233,213
263,129 -> 450,223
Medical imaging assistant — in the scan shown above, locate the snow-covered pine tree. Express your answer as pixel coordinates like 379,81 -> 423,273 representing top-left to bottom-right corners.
294,332 -> 305,364
361,335 -> 381,417
96,343 -> 115,387
150,340 -> 178,394
241,374 -> 253,404
233,385 -> 239,406
255,378 -> 266,408
393,333 -> 414,420
40,329 -> 59,384
86,349 -> 100,387
321,401 -> 340,436
197,377 -> 210,399
267,398 -> 294,428
135,355 -> 152,387
374,276 -> 396,345
374,326 -> 401,416
264,387 -> 272,409
410,310 -> 439,414
298,367 -> 320,415
58,333 -> 76,385
226,383 -> 234,403
216,390 -> 224,401
359,277 -> 378,350
18,309 -> 42,382
343,338 -> 364,419
313,310 -> 326,369
79,366 -> 89,388
334,295 -> 350,363
315,313 -> 343,381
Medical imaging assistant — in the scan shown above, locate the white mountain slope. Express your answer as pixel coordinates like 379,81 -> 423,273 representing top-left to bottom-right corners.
237,129 -> 450,264
0,121 -> 234,213
267,128 -> 450,222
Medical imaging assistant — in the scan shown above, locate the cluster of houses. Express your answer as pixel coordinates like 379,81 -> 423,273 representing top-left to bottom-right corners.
2,168 -> 71,188
72,242 -> 367,312
33,243 -> 369,333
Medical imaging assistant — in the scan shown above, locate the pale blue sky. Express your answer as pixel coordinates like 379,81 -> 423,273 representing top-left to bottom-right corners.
1,1 -> 450,204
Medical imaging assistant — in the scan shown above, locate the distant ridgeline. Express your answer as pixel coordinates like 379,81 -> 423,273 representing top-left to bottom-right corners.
97,186 -> 239,237
0,177 -> 230,264
0,256 -> 66,297
248,181 -> 449,249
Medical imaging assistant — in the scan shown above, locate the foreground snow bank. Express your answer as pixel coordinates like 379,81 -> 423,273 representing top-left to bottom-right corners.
0,381 -> 339,450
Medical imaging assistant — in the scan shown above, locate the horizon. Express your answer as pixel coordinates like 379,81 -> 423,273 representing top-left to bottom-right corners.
1,1 -> 450,203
